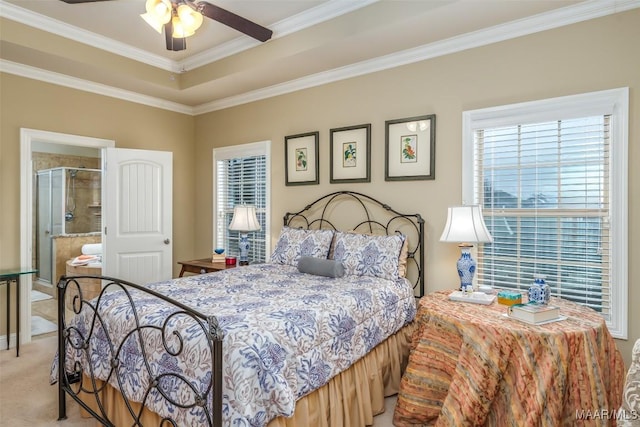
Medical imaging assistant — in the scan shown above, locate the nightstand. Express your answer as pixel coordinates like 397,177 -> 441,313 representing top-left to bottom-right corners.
394,290 -> 624,426
177,258 -> 235,277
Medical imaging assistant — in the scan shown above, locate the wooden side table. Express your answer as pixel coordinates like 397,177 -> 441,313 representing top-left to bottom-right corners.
178,258 -> 235,277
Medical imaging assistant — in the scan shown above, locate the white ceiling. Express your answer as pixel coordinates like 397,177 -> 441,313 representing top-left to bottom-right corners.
1,0 -> 638,114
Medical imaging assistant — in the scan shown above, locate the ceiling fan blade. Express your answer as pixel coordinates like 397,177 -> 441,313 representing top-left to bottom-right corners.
164,22 -> 187,51
197,2 -> 273,42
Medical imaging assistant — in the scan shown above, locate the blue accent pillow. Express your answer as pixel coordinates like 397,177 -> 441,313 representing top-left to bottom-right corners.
270,227 -> 334,266
332,232 -> 405,280
297,256 -> 345,278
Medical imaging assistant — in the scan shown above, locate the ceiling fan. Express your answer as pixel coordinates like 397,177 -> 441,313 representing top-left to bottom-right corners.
60,0 -> 273,51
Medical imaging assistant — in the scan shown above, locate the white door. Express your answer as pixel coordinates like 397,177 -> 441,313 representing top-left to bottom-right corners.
103,148 -> 173,284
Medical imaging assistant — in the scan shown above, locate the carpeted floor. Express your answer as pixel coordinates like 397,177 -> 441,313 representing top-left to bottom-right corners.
0,335 -> 92,426
0,335 -> 397,426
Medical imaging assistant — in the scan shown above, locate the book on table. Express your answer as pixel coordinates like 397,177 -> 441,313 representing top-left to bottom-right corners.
508,303 -> 561,324
211,254 -> 226,263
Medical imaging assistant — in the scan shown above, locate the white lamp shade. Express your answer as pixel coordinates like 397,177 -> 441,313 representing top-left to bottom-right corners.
177,4 -> 204,32
140,12 -> 165,33
229,205 -> 261,232
439,205 -> 493,244
144,0 -> 170,16
141,0 -> 171,31
172,15 -> 192,38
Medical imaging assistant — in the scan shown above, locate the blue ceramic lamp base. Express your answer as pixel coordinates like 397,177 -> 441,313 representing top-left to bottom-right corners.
457,245 -> 476,292
238,233 -> 250,266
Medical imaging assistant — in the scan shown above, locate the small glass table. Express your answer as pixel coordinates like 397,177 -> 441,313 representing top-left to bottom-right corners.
0,268 -> 38,357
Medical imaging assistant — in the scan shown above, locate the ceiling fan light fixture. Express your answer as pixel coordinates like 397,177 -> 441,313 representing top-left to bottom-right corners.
172,16 -> 198,38
140,0 -> 273,50
171,15 -> 188,38
141,0 -> 171,33
174,4 -> 203,38
146,0 -> 171,17
140,12 -> 164,33
177,4 -> 203,29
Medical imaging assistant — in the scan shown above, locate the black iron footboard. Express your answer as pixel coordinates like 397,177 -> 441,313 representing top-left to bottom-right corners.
56,275 -> 224,427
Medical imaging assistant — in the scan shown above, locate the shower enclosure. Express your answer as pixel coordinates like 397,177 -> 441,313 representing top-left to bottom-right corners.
36,167 -> 101,284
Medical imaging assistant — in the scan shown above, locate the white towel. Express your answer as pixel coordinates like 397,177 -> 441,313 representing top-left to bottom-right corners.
81,243 -> 102,255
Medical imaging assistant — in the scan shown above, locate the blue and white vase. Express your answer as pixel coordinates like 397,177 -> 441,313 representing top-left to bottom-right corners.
528,274 -> 550,305
238,233 -> 250,265
457,246 -> 476,293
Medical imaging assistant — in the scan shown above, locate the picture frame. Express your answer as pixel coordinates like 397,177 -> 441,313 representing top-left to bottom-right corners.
330,123 -> 371,183
285,131 -> 319,186
385,114 -> 436,181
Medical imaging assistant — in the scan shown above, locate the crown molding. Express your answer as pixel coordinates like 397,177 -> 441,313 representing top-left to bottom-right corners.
0,59 -> 194,115
273,0 -> 380,39
195,0 -> 640,114
0,0 -> 378,73
180,0 -> 379,71
0,0 -> 179,72
3,0 -> 639,115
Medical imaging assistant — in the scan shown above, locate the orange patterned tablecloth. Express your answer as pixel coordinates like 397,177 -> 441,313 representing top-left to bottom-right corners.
394,290 -> 625,427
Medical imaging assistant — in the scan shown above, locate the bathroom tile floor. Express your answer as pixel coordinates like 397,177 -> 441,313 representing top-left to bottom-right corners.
31,287 -> 58,339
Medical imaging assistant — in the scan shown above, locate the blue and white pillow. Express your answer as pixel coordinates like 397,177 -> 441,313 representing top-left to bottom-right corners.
270,227 -> 334,266
332,232 -> 406,280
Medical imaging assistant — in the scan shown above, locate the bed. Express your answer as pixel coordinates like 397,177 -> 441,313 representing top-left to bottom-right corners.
53,191 -> 425,427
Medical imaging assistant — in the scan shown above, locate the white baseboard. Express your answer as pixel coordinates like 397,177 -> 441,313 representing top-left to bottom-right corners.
0,333 -> 17,351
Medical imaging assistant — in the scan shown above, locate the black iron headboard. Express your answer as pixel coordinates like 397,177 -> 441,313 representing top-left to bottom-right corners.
283,191 -> 425,297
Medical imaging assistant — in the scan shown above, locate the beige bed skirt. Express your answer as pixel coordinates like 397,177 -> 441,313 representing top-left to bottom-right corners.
77,321 -> 415,427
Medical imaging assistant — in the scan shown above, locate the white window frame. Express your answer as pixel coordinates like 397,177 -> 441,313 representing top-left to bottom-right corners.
213,140 -> 271,261
462,88 -> 628,338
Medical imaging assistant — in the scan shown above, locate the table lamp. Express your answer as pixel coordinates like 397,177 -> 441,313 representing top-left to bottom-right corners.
439,205 -> 493,292
228,204 -> 261,266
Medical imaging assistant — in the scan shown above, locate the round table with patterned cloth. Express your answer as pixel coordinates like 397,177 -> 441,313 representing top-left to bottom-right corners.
394,290 -> 625,427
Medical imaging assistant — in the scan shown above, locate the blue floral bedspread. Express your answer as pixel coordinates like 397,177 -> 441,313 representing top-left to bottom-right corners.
54,263 -> 416,426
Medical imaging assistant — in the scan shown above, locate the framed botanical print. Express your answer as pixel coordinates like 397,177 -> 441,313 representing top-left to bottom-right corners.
385,114 -> 436,181
285,131 -> 319,186
330,123 -> 371,183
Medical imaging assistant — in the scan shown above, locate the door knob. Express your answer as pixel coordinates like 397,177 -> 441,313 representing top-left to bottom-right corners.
164,239 -> 170,245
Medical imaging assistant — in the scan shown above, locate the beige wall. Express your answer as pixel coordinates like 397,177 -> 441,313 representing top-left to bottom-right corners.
193,9 -> 639,366
0,76 -> 197,337
1,9 -> 637,366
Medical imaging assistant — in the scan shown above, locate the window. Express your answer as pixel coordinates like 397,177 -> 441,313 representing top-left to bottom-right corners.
462,88 -> 628,338
214,141 -> 270,263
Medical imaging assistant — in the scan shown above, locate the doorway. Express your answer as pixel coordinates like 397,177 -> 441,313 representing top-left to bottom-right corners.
20,129 -> 115,346
33,162 -> 102,337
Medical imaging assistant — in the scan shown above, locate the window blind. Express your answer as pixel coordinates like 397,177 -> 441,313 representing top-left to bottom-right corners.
474,116 -> 611,317
215,154 -> 267,263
